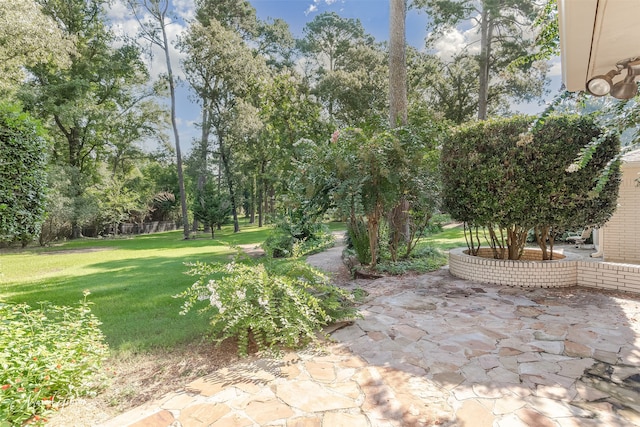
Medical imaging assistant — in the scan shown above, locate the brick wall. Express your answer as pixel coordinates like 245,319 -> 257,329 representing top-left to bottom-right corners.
577,261 -> 640,293
602,161 -> 640,263
449,248 -> 577,288
449,247 -> 640,295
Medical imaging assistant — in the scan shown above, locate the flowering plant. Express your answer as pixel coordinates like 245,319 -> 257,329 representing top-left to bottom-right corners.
0,293 -> 109,426
175,260 -> 360,356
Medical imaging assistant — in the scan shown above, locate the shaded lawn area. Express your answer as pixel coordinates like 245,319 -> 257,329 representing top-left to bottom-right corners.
0,221 -> 276,354
0,220 -> 455,355
420,224 -> 466,251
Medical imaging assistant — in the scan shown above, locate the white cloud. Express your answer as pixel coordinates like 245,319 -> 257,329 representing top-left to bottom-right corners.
106,1 -> 130,21
432,25 -> 480,62
548,57 -> 562,77
108,0 -> 189,81
305,0 -> 344,15
173,0 -> 195,21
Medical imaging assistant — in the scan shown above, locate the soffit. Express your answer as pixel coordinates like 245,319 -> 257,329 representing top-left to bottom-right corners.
559,0 -> 640,92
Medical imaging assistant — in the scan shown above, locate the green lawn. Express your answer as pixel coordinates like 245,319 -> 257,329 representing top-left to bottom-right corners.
0,220 -> 275,354
0,220 -> 461,355
421,224 -> 466,250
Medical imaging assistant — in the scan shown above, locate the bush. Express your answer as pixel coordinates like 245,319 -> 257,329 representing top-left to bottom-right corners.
374,245 -> 447,275
0,294 -> 109,426
262,214 -> 334,258
441,115 -> 620,260
175,260 -> 360,356
346,218 -> 370,264
0,103 -> 49,246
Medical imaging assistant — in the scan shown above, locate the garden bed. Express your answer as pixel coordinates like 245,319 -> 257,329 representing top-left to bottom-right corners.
448,247 -> 578,288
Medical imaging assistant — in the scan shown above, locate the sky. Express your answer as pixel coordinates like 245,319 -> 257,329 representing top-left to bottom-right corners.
108,0 -> 562,153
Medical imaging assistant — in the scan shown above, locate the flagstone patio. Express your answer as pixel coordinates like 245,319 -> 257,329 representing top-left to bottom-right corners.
97,245 -> 640,427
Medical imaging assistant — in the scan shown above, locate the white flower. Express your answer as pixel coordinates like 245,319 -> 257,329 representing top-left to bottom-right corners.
566,163 -> 580,173
209,293 -> 223,312
235,289 -> 246,300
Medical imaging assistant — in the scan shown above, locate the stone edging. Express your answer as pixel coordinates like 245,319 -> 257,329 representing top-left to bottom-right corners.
449,247 -> 640,294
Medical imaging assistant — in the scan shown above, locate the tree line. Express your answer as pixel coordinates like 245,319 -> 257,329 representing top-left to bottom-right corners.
1,0 -> 551,247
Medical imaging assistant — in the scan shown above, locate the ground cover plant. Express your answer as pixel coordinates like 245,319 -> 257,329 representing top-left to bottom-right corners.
0,294 -> 108,426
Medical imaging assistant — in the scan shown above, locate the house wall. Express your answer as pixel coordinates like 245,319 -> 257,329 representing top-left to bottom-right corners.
602,160 -> 640,263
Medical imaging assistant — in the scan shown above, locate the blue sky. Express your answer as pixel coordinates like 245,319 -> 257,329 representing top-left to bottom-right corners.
109,0 -> 560,152
251,0 -> 429,48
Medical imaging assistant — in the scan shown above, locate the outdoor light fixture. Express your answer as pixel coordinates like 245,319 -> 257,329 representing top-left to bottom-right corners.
586,69 -> 619,96
587,58 -> 640,99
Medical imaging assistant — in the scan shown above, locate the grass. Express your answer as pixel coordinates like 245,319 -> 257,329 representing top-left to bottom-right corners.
420,224 -> 467,251
0,219 -> 457,355
0,220 -> 275,354
2,218 -> 461,424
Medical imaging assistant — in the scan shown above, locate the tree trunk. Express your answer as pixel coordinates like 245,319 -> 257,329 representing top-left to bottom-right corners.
219,138 -> 240,233
157,3 -> 189,239
249,174 -> 256,224
477,2 -> 494,120
388,0 -> 410,248
54,117 -> 85,240
389,0 -> 408,127
258,180 -> 263,227
194,105 -> 211,233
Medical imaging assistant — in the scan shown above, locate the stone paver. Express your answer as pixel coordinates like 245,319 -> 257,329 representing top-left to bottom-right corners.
96,247 -> 640,427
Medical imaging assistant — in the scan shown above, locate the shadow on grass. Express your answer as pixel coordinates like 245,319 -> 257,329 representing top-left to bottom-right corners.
2,255 -> 230,353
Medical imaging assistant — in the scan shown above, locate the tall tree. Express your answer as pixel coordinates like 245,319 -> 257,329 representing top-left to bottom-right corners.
194,0 -> 257,37
0,0 -> 74,95
388,0 -> 410,243
179,17 -> 269,233
298,12 -> 383,125
298,12 -> 371,73
20,0 -> 153,238
414,0 -> 547,120
408,51 -> 479,124
127,0 -> 190,239
185,0 -> 280,232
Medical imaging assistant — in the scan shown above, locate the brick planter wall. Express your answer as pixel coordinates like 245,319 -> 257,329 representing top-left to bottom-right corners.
449,247 -> 640,294
449,247 -> 578,288
577,261 -> 640,294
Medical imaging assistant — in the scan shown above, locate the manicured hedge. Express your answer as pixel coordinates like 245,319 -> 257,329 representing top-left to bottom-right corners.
0,103 -> 49,245
441,115 -> 620,260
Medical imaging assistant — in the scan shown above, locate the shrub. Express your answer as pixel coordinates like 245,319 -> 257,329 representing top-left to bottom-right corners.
346,218 -> 370,264
192,183 -> 231,238
262,213 -> 334,258
0,294 -> 109,426
441,115 -> 620,260
0,103 -> 49,246
175,260 -> 360,356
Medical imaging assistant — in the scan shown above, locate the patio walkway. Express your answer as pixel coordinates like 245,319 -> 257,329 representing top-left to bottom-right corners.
98,246 -> 640,427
